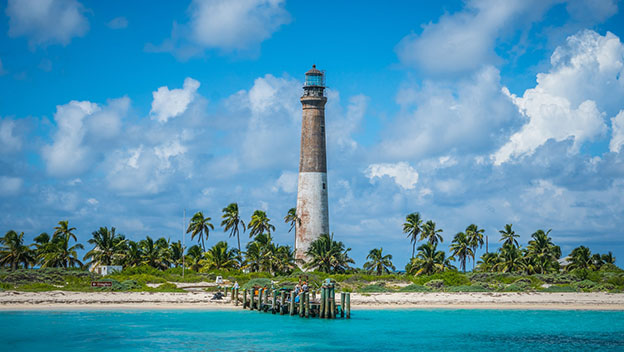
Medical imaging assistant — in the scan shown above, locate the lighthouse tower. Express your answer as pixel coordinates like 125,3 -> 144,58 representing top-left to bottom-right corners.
295,65 -> 330,266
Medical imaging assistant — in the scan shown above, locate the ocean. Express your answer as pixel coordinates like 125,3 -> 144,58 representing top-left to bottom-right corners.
1,308 -> 623,351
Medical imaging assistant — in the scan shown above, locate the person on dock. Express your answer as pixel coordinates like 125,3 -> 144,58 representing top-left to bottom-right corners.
233,281 -> 239,290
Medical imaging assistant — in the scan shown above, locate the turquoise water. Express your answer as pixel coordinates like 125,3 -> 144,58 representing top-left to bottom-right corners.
1,309 -> 623,351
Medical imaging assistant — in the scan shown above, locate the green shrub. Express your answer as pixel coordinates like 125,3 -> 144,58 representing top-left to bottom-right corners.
16,283 -> 59,291
242,278 -> 272,289
0,282 -> 13,290
573,280 -> 597,291
539,285 -> 577,292
358,284 -> 391,293
446,284 -> 489,292
146,282 -> 183,292
594,283 -> 615,292
414,271 -> 470,287
398,284 -> 430,292
606,274 -> 624,287
424,279 -> 444,290
599,264 -> 623,272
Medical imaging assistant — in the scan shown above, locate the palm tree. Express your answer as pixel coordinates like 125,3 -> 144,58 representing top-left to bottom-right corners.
243,233 -> 274,273
304,233 -> 354,273
450,232 -> 473,272
185,245 -> 204,272
566,246 -> 593,271
170,240 -> 184,267
53,220 -> 77,242
272,245 -> 296,275
32,232 -> 51,264
221,203 -> 246,258
0,230 -> 35,270
201,241 -> 238,270
139,236 -> 169,270
465,224 -> 484,271
420,220 -> 443,245
83,227 -> 127,267
403,212 -> 423,259
406,243 -> 453,275
499,224 -> 519,248
363,248 -> 396,275
477,252 -> 499,272
39,233 -> 84,268
122,240 -> 142,267
526,229 -> 560,274
248,210 -> 275,238
284,208 -> 300,233
493,243 -> 525,273
187,211 -> 214,251
602,252 -> 616,265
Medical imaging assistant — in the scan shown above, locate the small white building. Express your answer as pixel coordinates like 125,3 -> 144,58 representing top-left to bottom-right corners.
90,265 -> 123,276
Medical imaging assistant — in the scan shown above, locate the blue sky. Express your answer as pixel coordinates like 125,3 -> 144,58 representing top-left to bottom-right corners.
1,0 -> 624,268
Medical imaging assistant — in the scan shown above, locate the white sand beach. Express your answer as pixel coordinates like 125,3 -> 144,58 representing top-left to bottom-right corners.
1,291 -> 623,310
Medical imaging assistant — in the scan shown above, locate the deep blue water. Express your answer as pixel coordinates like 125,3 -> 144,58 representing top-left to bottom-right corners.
1,309 -> 623,351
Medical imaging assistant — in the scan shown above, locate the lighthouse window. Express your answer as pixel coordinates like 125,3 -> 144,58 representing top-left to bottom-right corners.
323,183 -> 326,189
321,125 -> 325,133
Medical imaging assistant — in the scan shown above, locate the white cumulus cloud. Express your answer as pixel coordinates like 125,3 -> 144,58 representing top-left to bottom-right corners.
42,97 -> 129,177
6,0 -> 89,48
365,162 -> 419,190
493,30 -> 623,165
610,110 -> 624,153
273,171 -> 297,193
0,118 -> 22,153
150,77 -> 200,123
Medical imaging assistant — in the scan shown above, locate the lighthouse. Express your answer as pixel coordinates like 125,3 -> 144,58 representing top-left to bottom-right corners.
295,65 -> 330,266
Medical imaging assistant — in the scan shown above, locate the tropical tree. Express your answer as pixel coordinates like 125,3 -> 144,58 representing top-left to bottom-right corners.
602,252 -> 616,265
32,232 -> 51,261
406,243 -> 453,275
284,208 -> 300,233
450,232 -> 474,272
363,248 -> 396,275
493,243 -> 525,273
465,224 -> 485,270
53,220 -> 77,242
139,236 -> 169,270
221,203 -> 245,258
122,240 -> 143,267
272,245 -> 297,275
403,212 -> 423,259
499,224 -> 519,248
187,211 -> 214,251
420,220 -> 443,245
304,233 -> 354,273
566,246 -> 593,271
248,210 -> 275,238
83,227 -> 127,267
477,252 -> 499,272
0,230 -> 35,270
525,229 -> 560,274
185,245 -> 204,272
39,233 -> 84,268
201,241 -> 238,270
170,240 -> 184,267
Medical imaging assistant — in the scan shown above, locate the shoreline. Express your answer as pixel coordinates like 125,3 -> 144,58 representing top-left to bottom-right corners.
1,291 -> 624,311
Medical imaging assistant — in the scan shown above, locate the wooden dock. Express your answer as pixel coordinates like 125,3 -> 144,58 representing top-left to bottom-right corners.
225,283 -> 351,319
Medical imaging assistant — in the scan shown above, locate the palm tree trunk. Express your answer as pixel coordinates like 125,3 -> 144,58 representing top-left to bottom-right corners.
412,242 -> 415,259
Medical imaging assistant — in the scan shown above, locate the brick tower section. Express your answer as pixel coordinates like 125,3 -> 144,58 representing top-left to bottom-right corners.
295,65 -> 329,267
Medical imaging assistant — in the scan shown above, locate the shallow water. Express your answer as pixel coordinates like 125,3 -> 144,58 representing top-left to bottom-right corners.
1,308 -> 623,351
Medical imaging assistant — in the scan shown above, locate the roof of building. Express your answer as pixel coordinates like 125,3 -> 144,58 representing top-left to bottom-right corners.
305,64 -> 323,76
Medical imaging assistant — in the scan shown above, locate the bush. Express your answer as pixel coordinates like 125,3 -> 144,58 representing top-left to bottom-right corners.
146,282 -> 183,292
424,279 -> 444,290
446,284 -> 489,292
358,284 -> 391,293
0,282 -> 13,290
414,271 -> 470,287
534,273 -> 577,284
16,283 -> 60,291
573,280 -> 597,291
539,285 -> 577,292
398,284 -> 430,292
606,274 -> 624,287
242,278 -> 272,289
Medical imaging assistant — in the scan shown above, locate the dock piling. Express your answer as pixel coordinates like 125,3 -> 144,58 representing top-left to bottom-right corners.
340,292 -> 345,317
242,289 -> 247,309
305,292 -> 310,318
346,292 -> 351,319
289,291 -> 296,316
258,289 -> 264,312
280,291 -> 286,315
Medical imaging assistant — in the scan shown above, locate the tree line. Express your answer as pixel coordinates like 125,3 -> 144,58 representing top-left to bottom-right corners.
0,207 -> 617,276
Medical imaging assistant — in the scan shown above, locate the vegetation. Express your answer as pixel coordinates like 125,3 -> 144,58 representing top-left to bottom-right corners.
0,211 -> 622,295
